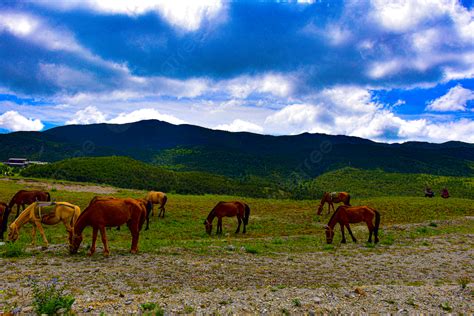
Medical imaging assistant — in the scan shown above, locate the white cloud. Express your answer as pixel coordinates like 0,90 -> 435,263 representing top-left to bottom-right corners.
108,108 -> 186,125
426,85 -> 474,111
369,0 -> 458,33
0,111 -> 44,131
66,106 -> 185,126
36,0 -> 226,31
224,74 -> 294,99
66,106 -> 107,125
215,119 -> 264,133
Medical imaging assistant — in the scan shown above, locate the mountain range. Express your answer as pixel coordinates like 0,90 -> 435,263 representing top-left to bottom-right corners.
1,120 -> 473,178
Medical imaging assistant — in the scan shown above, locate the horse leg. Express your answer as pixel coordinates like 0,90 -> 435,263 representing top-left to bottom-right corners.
128,222 -> 140,254
339,223 -> 346,243
367,221 -> 374,243
31,225 -> 37,246
99,227 -> 110,256
160,206 -> 165,218
15,205 -> 21,219
34,221 -> 49,249
235,216 -> 241,234
88,228 -> 98,256
327,202 -> 332,215
217,218 -> 223,235
345,224 -> 357,243
145,211 -> 150,231
63,219 -> 73,245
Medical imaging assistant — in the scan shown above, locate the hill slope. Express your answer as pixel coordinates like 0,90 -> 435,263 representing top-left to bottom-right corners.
21,157 -> 474,199
1,120 -> 473,178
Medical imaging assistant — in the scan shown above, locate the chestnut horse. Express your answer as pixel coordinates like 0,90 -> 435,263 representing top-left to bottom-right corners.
325,205 -> 380,244
0,202 -> 10,240
204,201 -> 250,235
146,191 -> 168,218
70,197 -> 147,256
8,190 -> 51,218
8,201 -> 81,248
317,191 -> 351,215
91,196 -> 153,230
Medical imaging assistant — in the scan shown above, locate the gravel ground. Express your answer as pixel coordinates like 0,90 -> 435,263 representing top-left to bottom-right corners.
1,230 -> 472,315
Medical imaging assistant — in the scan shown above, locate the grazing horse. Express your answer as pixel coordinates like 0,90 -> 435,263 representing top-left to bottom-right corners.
92,196 -> 153,230
8,190 -> 51,218
325,205 -> 380,244
8,201 -> 81,248
317,191 -> 351,215
0,202 -> 10,240
204,201 -> 250,235
146,191 -> 168,218
69,197 -> 147,256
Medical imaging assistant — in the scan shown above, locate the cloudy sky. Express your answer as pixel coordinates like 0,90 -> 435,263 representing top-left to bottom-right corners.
0,0 -> 473,143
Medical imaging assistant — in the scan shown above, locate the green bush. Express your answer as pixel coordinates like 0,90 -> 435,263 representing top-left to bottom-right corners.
30,278 -> 75,315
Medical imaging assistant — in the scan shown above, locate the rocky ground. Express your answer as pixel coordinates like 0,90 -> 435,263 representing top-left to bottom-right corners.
1,228 -> 472,315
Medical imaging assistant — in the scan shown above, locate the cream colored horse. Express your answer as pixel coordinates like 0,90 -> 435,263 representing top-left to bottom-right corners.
145,191 -> 168,218
8,201 -> 81,248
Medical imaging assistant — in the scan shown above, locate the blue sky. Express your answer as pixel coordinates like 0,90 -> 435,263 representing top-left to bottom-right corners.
0,0 -> 473,143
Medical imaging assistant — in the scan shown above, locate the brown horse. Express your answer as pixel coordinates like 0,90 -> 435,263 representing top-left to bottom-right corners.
317,191 -> 351,215
69,197 -> 147,256
146,191 -> 168,218
204,201 -> 250,235
325,205 -> 380,244
0,202 -> 10,240
8,201 -> 81,248
8,190 -> 51,218
91,196 -> 153,230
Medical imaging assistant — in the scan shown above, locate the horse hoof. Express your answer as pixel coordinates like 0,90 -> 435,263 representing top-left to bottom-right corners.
130,250 -> 138,254
87,251 -> 94,256
41,246 -> 48,251
103,252 -> 110,257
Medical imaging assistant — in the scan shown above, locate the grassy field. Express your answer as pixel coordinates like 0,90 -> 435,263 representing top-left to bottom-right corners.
0,177 -> 473,314
1,176 -> 473,257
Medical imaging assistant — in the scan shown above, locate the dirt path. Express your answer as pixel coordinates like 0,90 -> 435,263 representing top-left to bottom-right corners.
0,178 -> 118,194
1,231 -> 472,314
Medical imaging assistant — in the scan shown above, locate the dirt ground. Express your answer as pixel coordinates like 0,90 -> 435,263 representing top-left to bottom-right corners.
0,178 -> 117,194
1,228 -> 472,314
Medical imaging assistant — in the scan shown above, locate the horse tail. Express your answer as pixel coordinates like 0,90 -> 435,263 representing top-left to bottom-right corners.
243,203 -> 250,225
161,194 -> 168,208
0,206 -> 11,240
346,194 -> 351,206
374,209 -> 381,238
46,192 -> 51,201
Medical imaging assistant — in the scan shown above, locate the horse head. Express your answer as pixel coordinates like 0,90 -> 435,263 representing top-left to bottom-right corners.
324,225 -> 334,244
7,223 -> 19,242
204,219 -> 212,235
69,233 -> 82,254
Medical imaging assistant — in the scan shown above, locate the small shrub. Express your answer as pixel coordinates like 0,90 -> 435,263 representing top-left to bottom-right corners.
30,278 -> 75,315
244,246 -> 258,254
183,305 -> 194,314
292,298 -> 301,307
281,308 -> 290,315
439,302 -> 452,312
457,276 -> 470,289
416,227 -> 429,234
140,302 -> 157,311
428,222 -> 438,227
272,237 -> 284,245
51,187 -> 57,192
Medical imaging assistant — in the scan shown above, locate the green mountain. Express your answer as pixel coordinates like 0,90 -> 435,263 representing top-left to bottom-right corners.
1,119 -> 473,179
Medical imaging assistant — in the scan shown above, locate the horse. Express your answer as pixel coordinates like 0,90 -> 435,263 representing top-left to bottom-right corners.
8,190 -> 51,218
325,205 -> 380,244
8,201 -> 81,248
69,197 -> 147,256
91,196 -> 153,230
146,191 -> 168,218
0,202 -> 10,240
204,201 -> 250,235
317,191 -> 351,215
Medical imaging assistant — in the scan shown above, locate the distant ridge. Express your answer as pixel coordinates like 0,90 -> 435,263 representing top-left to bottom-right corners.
0,119 -> 473,178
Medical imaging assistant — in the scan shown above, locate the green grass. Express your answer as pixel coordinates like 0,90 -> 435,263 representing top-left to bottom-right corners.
0,177 -> 472,257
